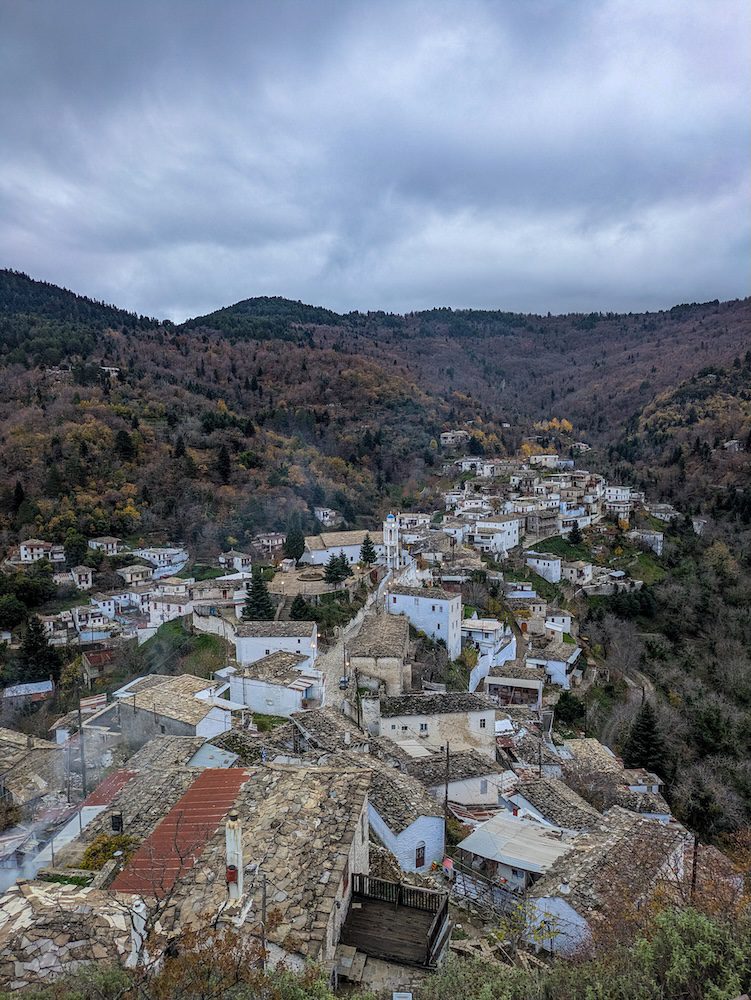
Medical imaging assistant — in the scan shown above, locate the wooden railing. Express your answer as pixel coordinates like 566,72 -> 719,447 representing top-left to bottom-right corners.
426,894 -> 451,965
351,873 -> 444,912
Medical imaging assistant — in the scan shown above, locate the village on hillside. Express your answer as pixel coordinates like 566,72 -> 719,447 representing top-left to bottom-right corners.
0,442 -> 739,992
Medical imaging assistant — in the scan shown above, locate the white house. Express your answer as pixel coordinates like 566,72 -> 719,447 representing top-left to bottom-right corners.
525,553 -> 562,584
387,585 -> 462,660
300,528 -> 386,567
87,536 -> 122,555
467,516 -> 521,557
366,765 -> 444,874
626,530 -> 664,557
560,561 -> 593,586
461,618 -> 517,692
233,620 -> 318,668
229,651 -> 324,717
528,641 -> 582,690
525,808 -> 686,955
377,692 -> 497,758
19,540 -> 65,564
313,507 -> 340,527
218,549 -> 253,573
131,546 -> 189,578
457,812 -> 573,892
485,663 -> 545,710
404,749 -> 515,807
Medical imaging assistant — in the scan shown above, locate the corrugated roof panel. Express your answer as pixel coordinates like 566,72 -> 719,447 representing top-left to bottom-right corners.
110,768 -> 249,897
82,769 -> 137,807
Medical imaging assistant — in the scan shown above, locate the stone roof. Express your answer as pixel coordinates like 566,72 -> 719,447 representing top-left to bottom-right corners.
611,786 -> 672,816
240,650 -> 310,684
126,735 -> 206,771
488,662 -> 546,682
166,765 -> 370,962
0,728 -> 64,805
116,674 -> 172,697
305,529 -> 383,551
348,614 -> 410,660
234,620 -> 315,637
389,585 -> 456,601
404,748 -> 505,789
316,752 -> 441,833
208,724 -> 298,765
291,707 -> 368,752
530,807 -> 686,915
127,674 -> 219,726
0,882 -> 143,991
380,692 -> 495,718
55,765 -> 199,868
512,777 -> 601,830
563,738 -> 621,773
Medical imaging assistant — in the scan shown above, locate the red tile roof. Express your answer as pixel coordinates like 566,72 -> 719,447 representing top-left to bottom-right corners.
82,769 -> 136,807
110,768 -> 249,898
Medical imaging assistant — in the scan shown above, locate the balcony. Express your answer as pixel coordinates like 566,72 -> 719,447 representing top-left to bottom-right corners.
340,874 -> 451,968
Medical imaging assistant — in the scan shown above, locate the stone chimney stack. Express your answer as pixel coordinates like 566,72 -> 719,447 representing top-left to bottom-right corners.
225,810 -> 243,900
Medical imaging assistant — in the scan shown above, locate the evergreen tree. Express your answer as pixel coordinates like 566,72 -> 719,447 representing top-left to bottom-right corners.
569,522 -> 583,545
12,481 -> 24,514
623,700 -> 668,777
324,552 -> 349,585
242,575 -> 275,620
284,525 -> 305,563
360,533 -> 377,566
173,435 -> 186,459
115,429 -> 135,461
289,593 -> 311,620
64,530 -> 88,567
18,616 -> 62,683
216,444 -> 231,484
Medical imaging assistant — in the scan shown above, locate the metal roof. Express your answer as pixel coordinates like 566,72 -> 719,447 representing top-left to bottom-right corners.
110,768 -> 249,898
82,769 -> 137,807
457,813 -> 572,873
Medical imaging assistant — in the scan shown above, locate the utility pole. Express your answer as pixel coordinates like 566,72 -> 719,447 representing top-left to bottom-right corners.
443,742 -> 450,856
690,833 -> 699,903
77,699 -> 88,799
538,740 -> 542,779
260,872 -> 267,970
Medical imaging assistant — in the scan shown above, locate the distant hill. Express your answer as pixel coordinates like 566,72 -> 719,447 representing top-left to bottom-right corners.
607,358 -> 751,517
0,269 -> 748,550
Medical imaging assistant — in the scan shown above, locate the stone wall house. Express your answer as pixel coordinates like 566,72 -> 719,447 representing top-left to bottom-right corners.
347,613 -> 411,695
387,585 -> 462,660
376,692 -> 497,759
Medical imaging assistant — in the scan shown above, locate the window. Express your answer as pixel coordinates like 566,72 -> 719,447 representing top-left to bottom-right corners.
415,842 -> 426,868
159,724 -> 166,734
436,623 -> 440,630
431,605 -> 436,611
401,725 -> 408,731
480,779 -> 488,794
265,649 -> 270,656
391,724 -> 396,730
480,718 -> 486,729
342,857 -> 350,892
392,596 -> 396,604
419,723 -> 428,732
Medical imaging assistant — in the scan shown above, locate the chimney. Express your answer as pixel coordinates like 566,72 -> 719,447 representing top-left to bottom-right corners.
344,731 -> 351,746
559,879 -> 570,895
26,734 -> 33,749
225,810 -> 243,900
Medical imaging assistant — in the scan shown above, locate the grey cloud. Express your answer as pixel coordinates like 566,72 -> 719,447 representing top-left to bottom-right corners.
0,0 -> 748,320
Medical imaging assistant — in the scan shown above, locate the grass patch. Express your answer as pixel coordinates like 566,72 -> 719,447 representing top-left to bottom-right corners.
504,567 -> 564,604
179,564 -> 225,581
532,535 -> 591,562
252,712 -> 288,732
39,872 -> 92,887
141,620 -> 227,678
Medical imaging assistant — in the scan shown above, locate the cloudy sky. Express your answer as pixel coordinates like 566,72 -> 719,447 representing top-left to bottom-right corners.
1,1 -> 748,320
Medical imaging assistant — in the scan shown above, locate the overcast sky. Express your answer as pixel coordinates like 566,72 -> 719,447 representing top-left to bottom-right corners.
1,1 -> 748,320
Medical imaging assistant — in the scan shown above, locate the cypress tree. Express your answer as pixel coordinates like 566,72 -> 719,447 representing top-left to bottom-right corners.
242,575 -> 275,620
216,444 -> 231,484
623,700 -> 668,777
360,533 -> 377,566
283,525 -> 305,563
18,616 -> 62,683
289,594 -> 311,620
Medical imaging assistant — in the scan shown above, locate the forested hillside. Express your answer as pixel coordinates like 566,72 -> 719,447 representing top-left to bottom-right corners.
0,269 -> 748,559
